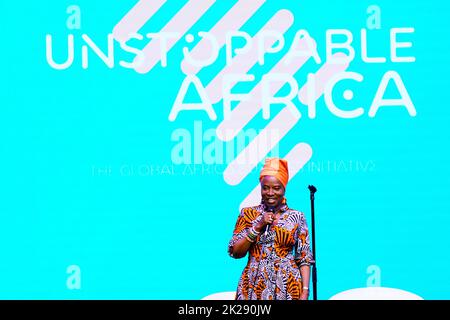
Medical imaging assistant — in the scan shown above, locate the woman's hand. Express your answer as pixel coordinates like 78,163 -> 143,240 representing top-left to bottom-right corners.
300,289 -> 309,300
254,212 -> 274,232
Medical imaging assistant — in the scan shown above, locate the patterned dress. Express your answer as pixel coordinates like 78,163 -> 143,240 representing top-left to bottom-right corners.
228,200 -> 314,300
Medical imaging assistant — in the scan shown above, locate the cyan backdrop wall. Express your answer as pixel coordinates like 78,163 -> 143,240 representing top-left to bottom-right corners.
1,0 -> 449,299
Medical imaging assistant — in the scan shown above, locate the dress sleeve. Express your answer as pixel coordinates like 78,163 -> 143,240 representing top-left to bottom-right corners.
227,208 -> 250,258
294,212 -> 315,266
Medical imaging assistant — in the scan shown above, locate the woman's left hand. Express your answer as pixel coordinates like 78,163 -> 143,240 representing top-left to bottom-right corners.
300,290 -> 309,300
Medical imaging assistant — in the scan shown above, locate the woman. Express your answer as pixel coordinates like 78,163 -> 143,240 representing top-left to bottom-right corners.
228,158 -> 314,300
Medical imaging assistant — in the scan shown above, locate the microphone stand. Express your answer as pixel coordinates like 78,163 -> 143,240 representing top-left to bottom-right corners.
308,185 -> 318,301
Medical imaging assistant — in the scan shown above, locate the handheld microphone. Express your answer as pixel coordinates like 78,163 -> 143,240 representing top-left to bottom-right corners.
264,206 -> 275,236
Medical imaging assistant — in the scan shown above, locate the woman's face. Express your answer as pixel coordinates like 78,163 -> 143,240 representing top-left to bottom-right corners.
261,175 -> 285,209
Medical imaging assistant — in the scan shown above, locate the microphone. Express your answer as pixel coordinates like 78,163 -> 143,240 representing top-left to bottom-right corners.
264,206 -> 275,236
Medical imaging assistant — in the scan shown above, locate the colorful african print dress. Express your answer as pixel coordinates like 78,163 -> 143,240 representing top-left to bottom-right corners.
228,201 -> 315,300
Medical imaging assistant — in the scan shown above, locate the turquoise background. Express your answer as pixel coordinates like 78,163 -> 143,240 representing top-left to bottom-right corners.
1,0 -> 449,299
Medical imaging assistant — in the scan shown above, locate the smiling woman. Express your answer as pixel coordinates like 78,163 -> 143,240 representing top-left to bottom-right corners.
228,157 -> 315,300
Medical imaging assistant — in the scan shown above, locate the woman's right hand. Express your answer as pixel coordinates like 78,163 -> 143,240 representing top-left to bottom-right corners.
255,211 -> 274,232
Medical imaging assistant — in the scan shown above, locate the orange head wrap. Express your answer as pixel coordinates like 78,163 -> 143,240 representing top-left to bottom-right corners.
259,157 -> 289,188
